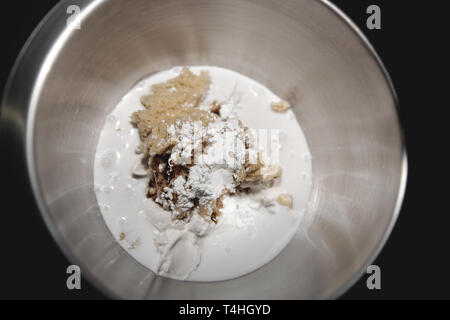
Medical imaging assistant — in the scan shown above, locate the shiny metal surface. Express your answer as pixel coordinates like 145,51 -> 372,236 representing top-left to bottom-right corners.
1,0 -> 406,299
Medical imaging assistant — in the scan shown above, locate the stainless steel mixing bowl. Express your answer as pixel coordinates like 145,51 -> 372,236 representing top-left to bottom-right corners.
1,0 -> 407,299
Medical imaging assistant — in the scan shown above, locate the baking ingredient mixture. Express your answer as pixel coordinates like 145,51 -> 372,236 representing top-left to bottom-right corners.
94,66 -> 312,281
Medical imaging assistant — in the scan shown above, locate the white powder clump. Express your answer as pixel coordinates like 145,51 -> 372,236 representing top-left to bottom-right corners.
168,121 -> 203,165
156,117 -> 252,219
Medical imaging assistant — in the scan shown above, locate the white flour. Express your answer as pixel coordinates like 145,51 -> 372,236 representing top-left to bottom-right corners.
157,118 -> 249,218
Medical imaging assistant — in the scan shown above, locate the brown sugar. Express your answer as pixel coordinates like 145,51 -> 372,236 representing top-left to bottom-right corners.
141,67 -> 211,109
270,100 -> 291,112
131,67 -> 216,156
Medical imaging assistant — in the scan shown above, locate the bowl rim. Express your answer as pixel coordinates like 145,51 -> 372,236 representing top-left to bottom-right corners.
2,0 -> 408,299
320,0 -> 408,299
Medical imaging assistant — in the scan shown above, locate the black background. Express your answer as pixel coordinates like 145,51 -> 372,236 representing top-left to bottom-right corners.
0,0 -> 447,300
